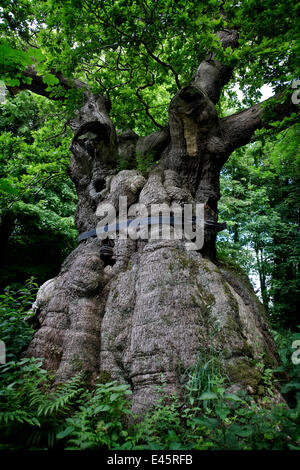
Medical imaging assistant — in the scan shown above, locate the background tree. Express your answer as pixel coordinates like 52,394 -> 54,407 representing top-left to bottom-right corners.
0,90 -> 77,287
219,124 -> 300,329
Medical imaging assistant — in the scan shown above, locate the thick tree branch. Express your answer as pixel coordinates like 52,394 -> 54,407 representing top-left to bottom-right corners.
6,66 -> 90,100
192,29 -> 239,104
220,94 -> 299,154
136,128 -> 170,160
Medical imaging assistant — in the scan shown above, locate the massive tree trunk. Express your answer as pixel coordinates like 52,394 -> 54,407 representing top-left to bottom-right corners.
21,29 -> 295,413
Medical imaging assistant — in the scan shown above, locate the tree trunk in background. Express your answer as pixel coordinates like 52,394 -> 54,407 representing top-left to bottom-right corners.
0,211 -> 15,264
24,87 -> 281,414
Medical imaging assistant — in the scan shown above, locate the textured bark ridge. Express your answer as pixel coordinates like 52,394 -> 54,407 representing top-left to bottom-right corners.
22,24 -> 293,411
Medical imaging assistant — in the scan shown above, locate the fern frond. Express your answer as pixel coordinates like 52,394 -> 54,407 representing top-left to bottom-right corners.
37,372 -> 85,417
0,410 -> 40,427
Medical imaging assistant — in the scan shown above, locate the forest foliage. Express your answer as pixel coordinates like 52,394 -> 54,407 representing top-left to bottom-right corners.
0,0 -> 299,450
0,90 -> 77,287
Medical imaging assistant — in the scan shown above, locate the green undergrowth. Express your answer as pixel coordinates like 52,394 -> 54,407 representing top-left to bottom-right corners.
0,278 -> 38,362
0,351 -> 299,450
0,283 -> 299,450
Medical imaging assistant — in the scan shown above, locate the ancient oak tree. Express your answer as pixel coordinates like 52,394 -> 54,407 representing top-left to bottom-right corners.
1,1 -> 299,412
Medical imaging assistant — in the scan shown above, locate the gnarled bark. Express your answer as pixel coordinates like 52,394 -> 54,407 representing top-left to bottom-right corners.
21,24 -> 296,411
26,155 -> 280,411
24,87 -> 282,412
